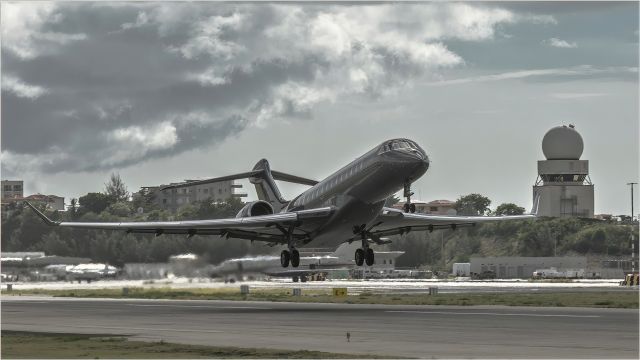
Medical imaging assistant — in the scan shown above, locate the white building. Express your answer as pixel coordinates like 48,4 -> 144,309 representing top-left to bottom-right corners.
533,125 -> 594,218
470,256 -> 587,279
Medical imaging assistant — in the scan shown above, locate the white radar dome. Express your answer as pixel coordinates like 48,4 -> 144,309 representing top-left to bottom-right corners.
542,125 -> 584,160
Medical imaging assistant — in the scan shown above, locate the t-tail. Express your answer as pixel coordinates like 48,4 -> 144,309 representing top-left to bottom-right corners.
249,159 -> 288,211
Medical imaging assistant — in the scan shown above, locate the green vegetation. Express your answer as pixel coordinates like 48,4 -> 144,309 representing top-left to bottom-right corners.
1,331 -> 384,359
391,216 -> 638,268
5,287 -> 638,308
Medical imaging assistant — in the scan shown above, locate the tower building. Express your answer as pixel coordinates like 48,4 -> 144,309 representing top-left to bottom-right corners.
533,125 -> 594,218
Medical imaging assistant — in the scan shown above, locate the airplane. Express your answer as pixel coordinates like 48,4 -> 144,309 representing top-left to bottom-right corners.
27,138 -> 538,269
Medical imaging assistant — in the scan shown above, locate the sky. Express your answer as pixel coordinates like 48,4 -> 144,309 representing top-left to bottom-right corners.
1,1 -> 638,216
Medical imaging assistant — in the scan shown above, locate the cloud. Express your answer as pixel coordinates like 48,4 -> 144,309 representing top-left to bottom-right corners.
1,2 -> 554,175
428,65 -> 638,86
2,75 -> 48,99
1,2 -> 87,59
543,37 -> 578,48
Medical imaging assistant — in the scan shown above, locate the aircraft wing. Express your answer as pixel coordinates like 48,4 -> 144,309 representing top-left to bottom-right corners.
368,197 -> 539,238
25,202 -> 333,244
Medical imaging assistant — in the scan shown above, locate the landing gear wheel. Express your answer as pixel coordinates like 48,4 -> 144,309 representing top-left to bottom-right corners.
410,203 -> 416,213
403,203 -> 410,213
355,248 -> 365,266
291,249 -> 300,268
280,250 -> 290,268
365,248 -> 375,266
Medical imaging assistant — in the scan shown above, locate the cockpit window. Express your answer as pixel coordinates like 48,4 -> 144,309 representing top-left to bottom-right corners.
378,140 -> 418,154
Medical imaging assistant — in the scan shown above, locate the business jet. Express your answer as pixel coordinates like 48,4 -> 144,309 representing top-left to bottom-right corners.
28,138 -> 538,268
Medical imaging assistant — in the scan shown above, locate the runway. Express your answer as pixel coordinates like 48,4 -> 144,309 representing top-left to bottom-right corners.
2,296 -> 638,358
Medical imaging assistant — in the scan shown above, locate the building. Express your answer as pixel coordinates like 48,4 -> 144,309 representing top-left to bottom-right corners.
392,199 -> 456,215
1,180 -> 23,199
23,194 -> 65,211
138,180 -> 247,213
533,125 -> 594,218
424,200 -> 457,215
470,256 -> 587,279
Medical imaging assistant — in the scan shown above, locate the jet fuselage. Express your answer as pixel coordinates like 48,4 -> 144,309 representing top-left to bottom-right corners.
286,138 -> 429,247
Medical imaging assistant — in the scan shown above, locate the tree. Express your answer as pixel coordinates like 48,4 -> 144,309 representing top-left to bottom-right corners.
79,192 -> 111,214
495,203 -> 525,216
132,188 -> 157,213
455,194 -> 491,216
105,173 -> 129,203
107,202 -> 132,217
67,198 -> 79,220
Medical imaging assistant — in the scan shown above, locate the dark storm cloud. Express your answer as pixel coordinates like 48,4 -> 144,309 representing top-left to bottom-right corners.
2,1 -> 586,175
1,3 -> 330,173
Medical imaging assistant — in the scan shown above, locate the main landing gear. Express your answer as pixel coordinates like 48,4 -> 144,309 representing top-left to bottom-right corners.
280,248 -> 300,268
354,248 -> 374,266
354,228 -> 375,266
280,224 -> 300,268
403,180 -> 416,213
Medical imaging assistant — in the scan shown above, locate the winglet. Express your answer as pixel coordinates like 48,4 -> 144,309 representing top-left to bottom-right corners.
24,201 -> 60,226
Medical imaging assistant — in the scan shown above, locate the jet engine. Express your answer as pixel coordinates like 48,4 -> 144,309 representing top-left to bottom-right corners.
235,200 -> 274,218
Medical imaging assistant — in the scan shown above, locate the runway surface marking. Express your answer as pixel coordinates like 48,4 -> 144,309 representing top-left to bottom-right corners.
125,304 -> 270,309
386,310 -> 601,318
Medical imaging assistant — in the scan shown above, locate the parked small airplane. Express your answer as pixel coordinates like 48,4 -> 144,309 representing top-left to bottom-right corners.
28,138 -> 538,268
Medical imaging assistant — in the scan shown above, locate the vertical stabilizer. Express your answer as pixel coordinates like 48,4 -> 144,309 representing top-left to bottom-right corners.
250,159 -> 288,212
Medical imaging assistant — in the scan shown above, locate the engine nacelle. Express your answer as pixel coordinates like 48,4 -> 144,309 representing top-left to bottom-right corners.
235,200 -> 274,218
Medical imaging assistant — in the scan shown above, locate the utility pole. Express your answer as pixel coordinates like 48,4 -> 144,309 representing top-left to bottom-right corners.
627,182 -> 637,222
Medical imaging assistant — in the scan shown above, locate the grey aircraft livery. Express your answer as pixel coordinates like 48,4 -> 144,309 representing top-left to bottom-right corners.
28,138 -> 538,268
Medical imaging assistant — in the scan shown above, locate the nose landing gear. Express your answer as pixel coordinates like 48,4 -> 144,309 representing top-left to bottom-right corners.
403,180 -> 416,213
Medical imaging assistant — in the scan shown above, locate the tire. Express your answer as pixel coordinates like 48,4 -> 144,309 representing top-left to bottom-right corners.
280,250 -> 290,268
409,203 -> 416,213
293,276 -> 299,282
365,248 -> 375,266
403,203 -> 410,213
291,249 -> 300,268
355,248 -> 365,266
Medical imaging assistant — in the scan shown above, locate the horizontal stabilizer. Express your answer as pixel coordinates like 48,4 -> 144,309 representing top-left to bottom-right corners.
160,171 -> 261,190
160,164 -> 318,191
271,170 -> 318,186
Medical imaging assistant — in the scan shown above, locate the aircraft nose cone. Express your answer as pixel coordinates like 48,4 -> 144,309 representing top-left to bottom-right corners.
411,151 -> 430,176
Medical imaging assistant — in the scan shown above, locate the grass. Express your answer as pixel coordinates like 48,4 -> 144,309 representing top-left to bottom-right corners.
1,331 -> 387,359
3,287 -> 639,308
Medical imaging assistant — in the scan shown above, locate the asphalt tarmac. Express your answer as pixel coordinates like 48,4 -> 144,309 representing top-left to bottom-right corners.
2,296 -> 638,358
